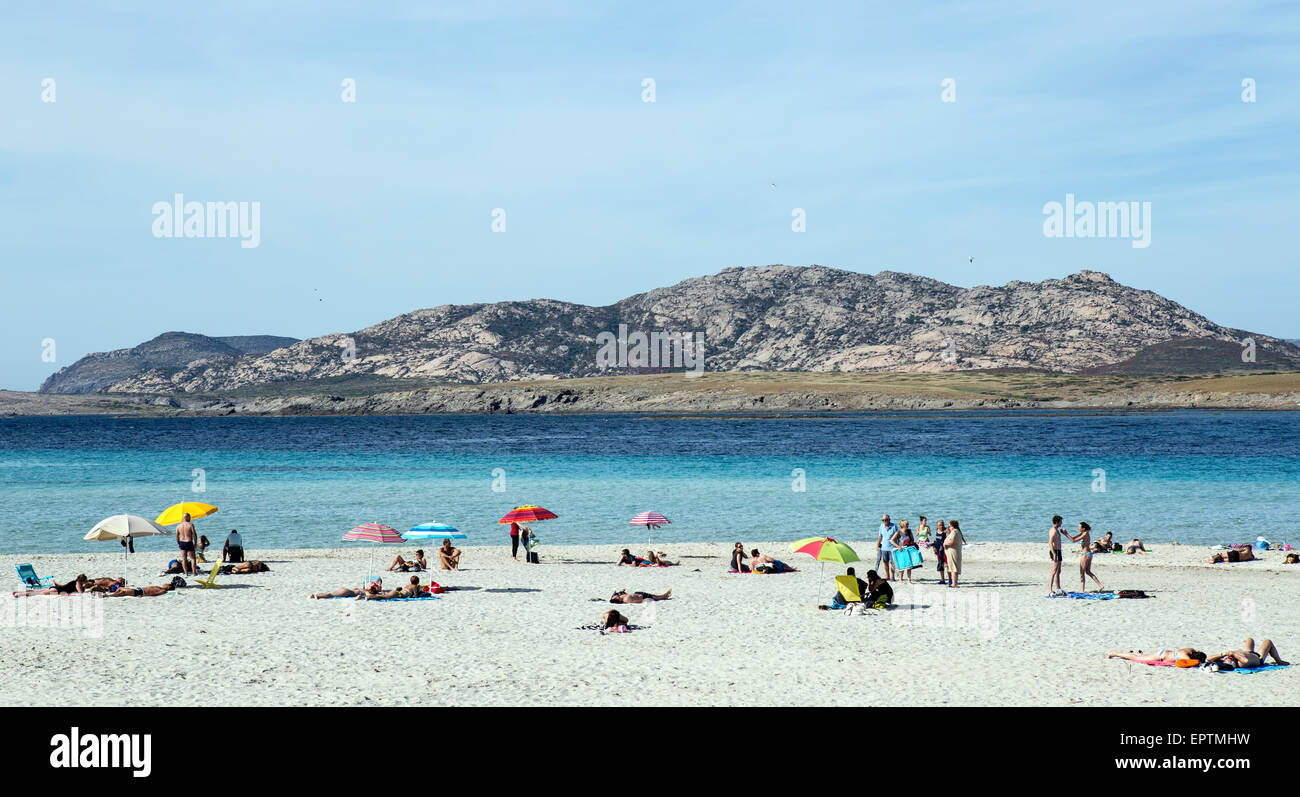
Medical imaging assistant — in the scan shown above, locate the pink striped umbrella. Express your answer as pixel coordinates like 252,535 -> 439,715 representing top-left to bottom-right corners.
343,523 -> 405,589
629,512 -> 671,546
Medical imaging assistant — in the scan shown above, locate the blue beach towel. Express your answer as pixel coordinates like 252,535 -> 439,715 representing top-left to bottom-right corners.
1048,591 -> 1117,600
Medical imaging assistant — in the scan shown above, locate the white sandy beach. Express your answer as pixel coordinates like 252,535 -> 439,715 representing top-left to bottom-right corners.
2,541 -> 1296,707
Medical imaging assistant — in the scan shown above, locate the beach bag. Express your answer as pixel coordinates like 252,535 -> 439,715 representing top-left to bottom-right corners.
170,576 -> 187,588
527,551 -> 540,564
1117,589 -> 1149,599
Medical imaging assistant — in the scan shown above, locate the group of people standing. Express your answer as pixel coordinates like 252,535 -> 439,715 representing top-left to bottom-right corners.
876,514 -> 967,587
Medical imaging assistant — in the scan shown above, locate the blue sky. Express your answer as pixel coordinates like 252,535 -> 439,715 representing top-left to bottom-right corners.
2,1 -> 1297,390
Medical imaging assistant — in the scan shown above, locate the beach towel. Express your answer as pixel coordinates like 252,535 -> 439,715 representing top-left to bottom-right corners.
1048,591 -> 1117,600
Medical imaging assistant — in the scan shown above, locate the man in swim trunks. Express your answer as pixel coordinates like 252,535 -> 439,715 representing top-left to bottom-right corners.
609,589 -> 672,604
309,581 -> 384,599
175,513 -> 198,576
1126,539 -> 1147,554
105,582 -> 177,598
1207,638 -> 1287,669
1204,546 -> 1255,563
1048,515 -> 1065,595
750,549 -> 786,573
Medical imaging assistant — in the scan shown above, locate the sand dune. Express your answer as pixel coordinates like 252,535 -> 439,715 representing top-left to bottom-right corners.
1,541 -> 1295,707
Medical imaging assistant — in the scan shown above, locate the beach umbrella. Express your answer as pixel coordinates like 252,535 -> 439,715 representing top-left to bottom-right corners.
498,505 -> 557,524
790,537 -> 861,601
343,523 -> 405,589
500,506 -> 555,558
630,511 -> 671,546
155,502 -> 218,526
85,514 -> 170,582
405,523 -> 468,541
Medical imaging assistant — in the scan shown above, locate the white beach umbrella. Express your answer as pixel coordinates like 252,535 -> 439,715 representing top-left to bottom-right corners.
84,514 -> 171,583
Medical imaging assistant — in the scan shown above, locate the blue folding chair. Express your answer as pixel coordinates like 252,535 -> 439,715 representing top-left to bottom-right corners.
15,564 -> 54,589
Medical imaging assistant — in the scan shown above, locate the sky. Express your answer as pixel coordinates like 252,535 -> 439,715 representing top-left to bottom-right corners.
2,1 -> 1297,390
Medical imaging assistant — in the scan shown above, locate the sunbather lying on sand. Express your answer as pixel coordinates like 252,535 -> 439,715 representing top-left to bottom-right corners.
646,551 -> 676,566
310,579 -> 384,599
617,549 -> 650,566
1205,545 -> 1255,563
228,560 -> 269,574
1126,539 -> 1147,554
1207,638 -> 1287,669
87,577 -> 126,592
388,551 -> 426,572
12,574 -> 91,596
105,583 -> 177,598
610,589 -> 672,604
360,576 -> 429,601
1108,648 -> 1207,665
750,549 -> 791,573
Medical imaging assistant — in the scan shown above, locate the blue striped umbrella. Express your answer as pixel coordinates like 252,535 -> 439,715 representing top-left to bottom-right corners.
406,523 -> 467,541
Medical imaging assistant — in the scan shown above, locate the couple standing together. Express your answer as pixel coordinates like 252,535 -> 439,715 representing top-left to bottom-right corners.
1048,515 -> 1104,595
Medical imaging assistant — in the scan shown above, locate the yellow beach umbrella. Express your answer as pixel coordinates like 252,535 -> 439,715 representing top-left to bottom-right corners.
156,502 -> 218,526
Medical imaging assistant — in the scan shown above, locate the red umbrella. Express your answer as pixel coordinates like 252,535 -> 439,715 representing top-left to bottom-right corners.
498,505 -> 557,524
343,523 -> 405,589
629,511 -> 671,546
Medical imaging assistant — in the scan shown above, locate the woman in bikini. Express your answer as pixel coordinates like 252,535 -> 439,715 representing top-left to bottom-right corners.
1207,638 -> 1287,669
1067,521 -> 1105,592
647,551 -> 677,567
1108,648 -> 1207,665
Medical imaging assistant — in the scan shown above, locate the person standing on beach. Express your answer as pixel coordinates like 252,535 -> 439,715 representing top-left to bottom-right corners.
509,521 -> 521,561
175,513 -> 198,576
933,519 -> 948,584
877,514 -> 897,580
1067,521 -> 1105,592
1048,515 -> 1065,595
943,519 -> 966,587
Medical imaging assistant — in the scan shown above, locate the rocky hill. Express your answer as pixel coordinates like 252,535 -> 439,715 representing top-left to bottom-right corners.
47,266 -> 1299,395
39,332 -> 299,393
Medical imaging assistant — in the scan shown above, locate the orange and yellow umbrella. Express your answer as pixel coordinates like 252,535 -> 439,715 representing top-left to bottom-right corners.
156,502 -> 218,526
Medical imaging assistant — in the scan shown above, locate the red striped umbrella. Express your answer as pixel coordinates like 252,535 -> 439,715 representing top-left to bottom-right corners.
498,506 -> 557,524
630,512 -> 670,526
344,523 -> 405,543
629,511 -> 670,546
343,523 -> 405,589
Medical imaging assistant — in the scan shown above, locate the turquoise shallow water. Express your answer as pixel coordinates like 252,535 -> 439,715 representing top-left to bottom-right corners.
1,411 -> 1297,556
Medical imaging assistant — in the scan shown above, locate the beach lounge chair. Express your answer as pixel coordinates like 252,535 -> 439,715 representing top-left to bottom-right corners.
834,575 -> 865,613
15,564 -> 54,589
193,557 -> 224,589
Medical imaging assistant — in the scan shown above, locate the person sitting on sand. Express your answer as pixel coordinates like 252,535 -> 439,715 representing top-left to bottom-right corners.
197,535 -> 211,563
647,551 -> 677,567
105,582 -> 177,598
1206,638 -> 1287,669
388,550 -> 427,572
1205,545 -> 1255,563
750,549 -> 789,573
617,549 -> 650,567
730,542 -> 749,573
228,560 -> 270,574
12,574 -> 91,597
603,609 -> 631,631
609,588 -> 672,604
865,569 -> 894,608
1090,531 -> 1114,553
438,539 -> 461,571
1108,648 -> 1207,666
1126,539 -> 1147,554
